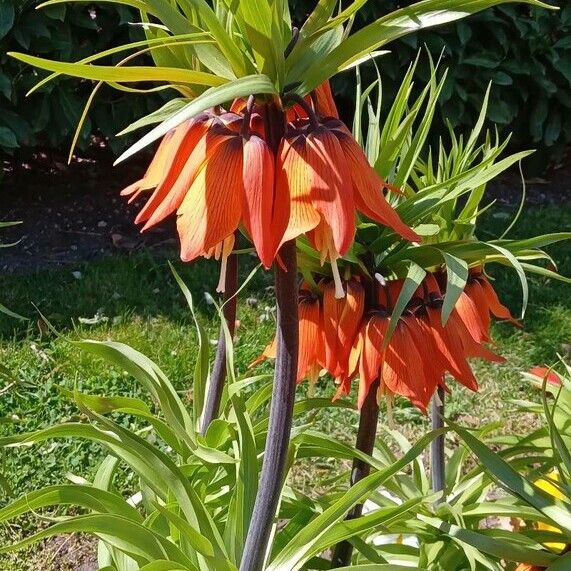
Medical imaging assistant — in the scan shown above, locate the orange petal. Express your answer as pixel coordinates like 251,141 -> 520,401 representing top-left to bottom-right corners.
455,290 -> 489,343
529,366 -> 561,386
176,137 -> 243,262
358,315 -> 387,408
242,135 -> 286,268
313,81 -> 339,119
250,337 -> 277,368
334,126 -> 419,243
405,316 -> 443,404
449,309 -> 504,363
334,329 -> 363,400
230,98 -> 247,113
136,118 -> 214,227
322,278 -> 365,377
424,307 -> 478,391
479,275 -> 521,327
144,122 -> 190,190
306,128 -> 355,256
277,135 -> 321,243
464,281 -> 493,341
120,126 -> 182,198
297,293 -> 323,382
382,322 -> 429,413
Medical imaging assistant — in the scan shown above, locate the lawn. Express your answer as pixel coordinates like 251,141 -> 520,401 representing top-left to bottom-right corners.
0,203 -> 569,569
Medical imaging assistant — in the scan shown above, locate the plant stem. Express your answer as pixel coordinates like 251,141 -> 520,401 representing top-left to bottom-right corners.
240,240 -> 298,571
331,378 -> 380,568
431,385 -> 446,500
200,252 -> 238,434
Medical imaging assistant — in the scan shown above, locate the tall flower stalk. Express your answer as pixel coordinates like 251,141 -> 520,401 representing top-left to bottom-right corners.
331,378 -> 380,568
200,251 -> 238,434
431,385 -> 446,499
240,103 -> 300,571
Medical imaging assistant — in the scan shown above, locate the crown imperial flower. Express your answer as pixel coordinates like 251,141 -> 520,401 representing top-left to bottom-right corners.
122,84 -> 418,295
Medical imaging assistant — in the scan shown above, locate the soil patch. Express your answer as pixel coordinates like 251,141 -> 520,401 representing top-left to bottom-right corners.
1,150 -> 177,274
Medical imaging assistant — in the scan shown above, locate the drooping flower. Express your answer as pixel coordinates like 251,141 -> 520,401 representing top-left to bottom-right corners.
348,280 -> 440,411
122,109 -> 286,287
528,366 -> 562,387
419,273 -> 500,389
454,269 -> 520,343
252,284 -> 325,385
321,278 -> 365,378
276,116 -> 419,297
336,273 -> 506,411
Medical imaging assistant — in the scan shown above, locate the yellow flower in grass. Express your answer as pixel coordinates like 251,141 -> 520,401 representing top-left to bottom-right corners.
535,470 -> 566,553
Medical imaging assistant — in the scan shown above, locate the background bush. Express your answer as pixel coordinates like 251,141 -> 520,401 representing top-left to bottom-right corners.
0,0 -> 160,155
0,0 -> 569,168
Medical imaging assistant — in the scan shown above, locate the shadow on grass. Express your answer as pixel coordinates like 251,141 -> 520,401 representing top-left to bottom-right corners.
0,251 -> 273,340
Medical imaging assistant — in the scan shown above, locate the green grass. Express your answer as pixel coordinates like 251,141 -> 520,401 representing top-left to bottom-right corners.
0,204 -> 569,568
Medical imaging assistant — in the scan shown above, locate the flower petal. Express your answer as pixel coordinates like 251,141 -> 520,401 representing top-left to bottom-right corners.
381,321 -> 430,412
358,315 -> 387,408
242,135 -> 287,268
176,137 -> 243,261
306,128 -> 355,256
455,290 -> 489,343
297,295 -> 323,382
314,80 -> 339,119
334,127 -> 419,243
136,119 -> 215,228
479,275 -> 521,327
322,278 -> 364,377
278,135 -> 322,244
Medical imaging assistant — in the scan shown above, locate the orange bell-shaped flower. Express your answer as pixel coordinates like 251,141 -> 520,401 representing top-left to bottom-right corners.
122,109 -> 286,287
276,112 -> 419,298
321,278 -> 365,378
252,284 -> 325,384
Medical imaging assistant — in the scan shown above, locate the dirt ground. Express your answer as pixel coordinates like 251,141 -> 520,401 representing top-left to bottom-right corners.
1,150 -> 177,274
1,149 -> 570,274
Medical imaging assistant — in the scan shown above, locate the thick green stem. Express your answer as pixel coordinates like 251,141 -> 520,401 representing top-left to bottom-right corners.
431,385 -> 446,501
240,240 -> 298,571
331,378 -> 380,568
200,253 -> 238,435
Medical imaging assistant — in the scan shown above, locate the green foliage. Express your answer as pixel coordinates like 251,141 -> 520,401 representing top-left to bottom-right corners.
0,272 -> 441,570
2,1 -> 568,167
0,1 -> 159,154
292,0 -> 571,167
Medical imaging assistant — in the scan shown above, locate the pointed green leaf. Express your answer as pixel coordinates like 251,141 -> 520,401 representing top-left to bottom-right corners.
440,252 -> 469,325
116,75 -> 277,163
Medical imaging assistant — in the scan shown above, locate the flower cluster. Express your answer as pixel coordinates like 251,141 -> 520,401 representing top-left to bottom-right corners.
255,268 -> 518,411
122,83 -> 419,295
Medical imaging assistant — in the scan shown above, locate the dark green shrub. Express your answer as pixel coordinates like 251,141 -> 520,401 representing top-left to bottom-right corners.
0,1 -> 158,155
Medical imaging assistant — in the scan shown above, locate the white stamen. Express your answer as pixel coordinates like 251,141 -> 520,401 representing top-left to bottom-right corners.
216,254 -> 228,293
215,235 -> 235,294
375,272 -> 386,286
330,257 -> 345,299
